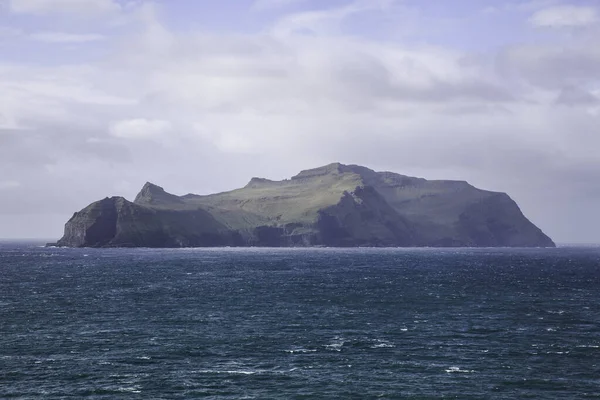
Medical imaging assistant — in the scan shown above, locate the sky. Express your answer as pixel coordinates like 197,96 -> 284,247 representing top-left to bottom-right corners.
0,0 -> 599,243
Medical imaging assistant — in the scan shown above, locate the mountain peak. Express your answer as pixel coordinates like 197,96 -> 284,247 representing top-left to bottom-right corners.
141,181 -> 162,191
291,162 -> 347,180
245,177 -> 275,188
290,163 -> 384,183
134,182 -> 183,205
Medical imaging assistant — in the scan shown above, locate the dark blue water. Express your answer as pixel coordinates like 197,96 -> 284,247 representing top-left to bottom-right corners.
1,243 -> 600,399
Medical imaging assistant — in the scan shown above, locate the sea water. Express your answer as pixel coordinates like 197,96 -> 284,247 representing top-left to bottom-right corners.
1,242 -> 599,399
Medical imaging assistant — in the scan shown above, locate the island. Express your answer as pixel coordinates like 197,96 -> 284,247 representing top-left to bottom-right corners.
50,163 -> 555,248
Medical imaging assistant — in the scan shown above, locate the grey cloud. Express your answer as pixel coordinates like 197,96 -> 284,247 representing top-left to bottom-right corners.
555,85 -> 599,106
0,130 -> 57,168
0,122 -> 131,168
7,0 -> 122,16
497,44 -> 600,89
435,104 -> 513,116
335,58 -> 513,104
407,79 -> 513,103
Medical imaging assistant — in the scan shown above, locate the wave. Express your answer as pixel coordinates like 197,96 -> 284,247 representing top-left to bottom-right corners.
445,366 -> 476,373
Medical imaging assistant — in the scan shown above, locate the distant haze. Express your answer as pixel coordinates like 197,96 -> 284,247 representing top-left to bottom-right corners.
1,0 -> 599,243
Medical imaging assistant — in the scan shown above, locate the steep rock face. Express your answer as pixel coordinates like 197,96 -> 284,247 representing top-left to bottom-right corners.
52,163 -> 555,248
56,197 -> 242,247
316,186 -> 415,246
457,193 -> 554,247
57,197 -> 120,247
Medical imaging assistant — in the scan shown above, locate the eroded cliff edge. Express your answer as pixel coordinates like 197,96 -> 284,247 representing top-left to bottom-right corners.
51,163 -> 555,248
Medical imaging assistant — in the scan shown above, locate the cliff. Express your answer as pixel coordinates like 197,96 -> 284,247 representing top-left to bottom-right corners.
51,163 -> 555,248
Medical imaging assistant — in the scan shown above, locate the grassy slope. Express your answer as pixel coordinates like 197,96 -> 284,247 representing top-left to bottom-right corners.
129,162 -> 553,246
179,164 -> 364,230
135,163 -> 495,232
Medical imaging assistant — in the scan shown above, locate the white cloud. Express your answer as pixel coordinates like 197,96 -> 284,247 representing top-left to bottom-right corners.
30,31 -> 105,43
252,0 -> 307,11
110,119 -> 173,140
270,1 -> 389,36
8,0 -> 121,15
0,63 -> 137,133
530,5 -> 598,28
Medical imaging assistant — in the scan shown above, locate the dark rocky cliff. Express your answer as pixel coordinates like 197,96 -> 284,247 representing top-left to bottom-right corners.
52,163 -> 555,248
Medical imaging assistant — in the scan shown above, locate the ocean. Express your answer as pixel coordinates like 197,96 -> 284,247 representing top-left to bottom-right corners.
1,242 -> 599,399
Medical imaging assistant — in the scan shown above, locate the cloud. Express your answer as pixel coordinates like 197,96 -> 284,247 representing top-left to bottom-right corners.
497,43 -> 600,90
1,0 -> 600,242
110,119 -> 173,140
270,0 -> 394,36
0,63 -> 136,133
0,180 -> 20,190
555,85 -> 599,106
0,26 -> 23,41
7,0 -> 121,15
483,0 -> 562,15
29,31 -> 105,43
530,5 -> 598,28
252,0 -> 307,11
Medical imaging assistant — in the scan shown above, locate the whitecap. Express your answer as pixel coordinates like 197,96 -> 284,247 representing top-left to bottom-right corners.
445,366 -> 476,373
223,370 -> 257,375
371,339 -> 395,348
117,386 -> 141,393
325,336 -> 345,351
371,343 -> 394,348
325,343 -> 343,351
285,347 -> 316,354
194,369 -> 261,375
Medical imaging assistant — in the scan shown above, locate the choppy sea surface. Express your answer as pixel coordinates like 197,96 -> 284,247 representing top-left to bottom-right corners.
1,242 -> 600,399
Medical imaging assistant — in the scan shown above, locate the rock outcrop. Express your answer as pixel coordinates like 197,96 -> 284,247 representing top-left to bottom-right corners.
51,163 -> 555,248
